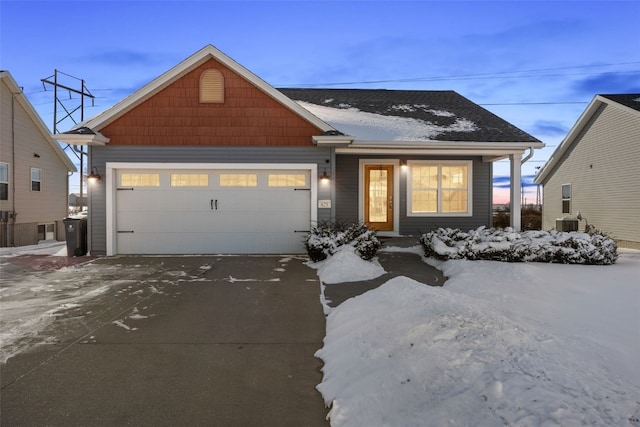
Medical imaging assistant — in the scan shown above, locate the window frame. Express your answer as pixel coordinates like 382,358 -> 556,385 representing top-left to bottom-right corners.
406,160 -> 473,217
31,167 -> 42,192
0,162 -> 8,200
561,183 -> 571,214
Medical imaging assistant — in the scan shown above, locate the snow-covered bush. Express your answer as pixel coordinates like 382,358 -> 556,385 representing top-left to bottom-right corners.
305,221 -> 381,262
420,227 -> 617,265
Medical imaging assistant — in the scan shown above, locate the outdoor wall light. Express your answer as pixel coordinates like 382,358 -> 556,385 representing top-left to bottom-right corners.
87,166 -> 102,183
400,160 -> 408,171
320,168 -> 330,184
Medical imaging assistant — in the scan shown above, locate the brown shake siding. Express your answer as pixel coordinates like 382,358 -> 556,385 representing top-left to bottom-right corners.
100,58 -> 321,146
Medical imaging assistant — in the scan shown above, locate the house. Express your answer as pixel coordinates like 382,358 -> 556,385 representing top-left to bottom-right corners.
56,45 -> 543,256
68,193 -> 87,211
534,94 -> 640,249
0,71 -> 77,247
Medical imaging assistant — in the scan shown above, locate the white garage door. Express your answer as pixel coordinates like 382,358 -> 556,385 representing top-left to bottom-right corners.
114,168 -> 312,254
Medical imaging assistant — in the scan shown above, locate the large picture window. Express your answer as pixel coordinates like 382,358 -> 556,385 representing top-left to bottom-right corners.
407,161 -> 471,216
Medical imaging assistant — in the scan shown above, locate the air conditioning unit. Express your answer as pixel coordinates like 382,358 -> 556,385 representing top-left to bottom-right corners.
556,217 -> 578,232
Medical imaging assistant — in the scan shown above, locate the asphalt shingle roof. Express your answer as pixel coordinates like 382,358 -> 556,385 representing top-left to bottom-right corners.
279,88 -> 541,143
599,94 -> 640,112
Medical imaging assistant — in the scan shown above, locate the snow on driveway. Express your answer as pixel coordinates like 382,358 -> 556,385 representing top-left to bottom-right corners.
312,246 -> 640,426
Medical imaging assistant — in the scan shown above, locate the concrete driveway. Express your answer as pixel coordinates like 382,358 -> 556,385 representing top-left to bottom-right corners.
1,255 -> 329,426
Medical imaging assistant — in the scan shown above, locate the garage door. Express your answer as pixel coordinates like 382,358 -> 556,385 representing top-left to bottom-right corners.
114,168 -> 312,254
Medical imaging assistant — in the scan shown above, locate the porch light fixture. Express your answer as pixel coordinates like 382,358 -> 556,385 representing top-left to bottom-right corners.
320,168 -> 330,184
400,160 -> 408,171
87,167 -> 102,183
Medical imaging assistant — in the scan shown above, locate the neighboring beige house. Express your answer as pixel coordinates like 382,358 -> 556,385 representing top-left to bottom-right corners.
0,71 -> 77,247
535,94 -> 640,249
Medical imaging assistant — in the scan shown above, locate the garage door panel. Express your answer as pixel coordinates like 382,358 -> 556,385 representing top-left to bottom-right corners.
115,168 -> 312,254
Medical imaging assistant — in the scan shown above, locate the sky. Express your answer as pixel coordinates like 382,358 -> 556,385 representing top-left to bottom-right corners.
1,0 -> 639,204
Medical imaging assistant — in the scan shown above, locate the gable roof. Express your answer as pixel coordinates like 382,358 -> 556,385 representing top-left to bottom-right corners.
0,71 -> 77,172
74,45 -> 335,136
279,88 -> 542,144
535,93 -> 640,184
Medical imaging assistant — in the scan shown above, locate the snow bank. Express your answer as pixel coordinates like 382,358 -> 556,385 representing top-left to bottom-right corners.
309,246 -> 385,284
316,271 -> 640,426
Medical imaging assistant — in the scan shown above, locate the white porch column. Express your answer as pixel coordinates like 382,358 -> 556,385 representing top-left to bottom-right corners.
509,153 -> 522,231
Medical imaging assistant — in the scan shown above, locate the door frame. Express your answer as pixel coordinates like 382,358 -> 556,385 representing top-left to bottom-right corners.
105,162 -> 318,256
358,159 -> 400,235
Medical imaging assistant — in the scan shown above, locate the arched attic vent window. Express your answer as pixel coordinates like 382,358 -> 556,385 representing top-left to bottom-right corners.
200,69 -> 224,103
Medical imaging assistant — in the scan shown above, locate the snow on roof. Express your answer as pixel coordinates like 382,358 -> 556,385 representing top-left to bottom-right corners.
298,101 -> 477,141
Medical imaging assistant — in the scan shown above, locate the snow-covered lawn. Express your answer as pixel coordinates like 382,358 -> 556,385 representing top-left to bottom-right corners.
311,245 -> 640,426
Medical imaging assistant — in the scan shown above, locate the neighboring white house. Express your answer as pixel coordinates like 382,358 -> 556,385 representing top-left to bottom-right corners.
535,94 -> 640,249
0,71 -> 77,247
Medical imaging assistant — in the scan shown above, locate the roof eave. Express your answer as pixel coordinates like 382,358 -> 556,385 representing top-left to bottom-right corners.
337,140 -> 544,157
312,135 -> 355,147
1,71 -> 77,172
534,95 -> 606,184
55,132 -> 110,146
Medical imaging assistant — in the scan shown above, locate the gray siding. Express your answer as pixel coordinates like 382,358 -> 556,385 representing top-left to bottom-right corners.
335,154 -> 492,234
88,145 -> 331,254
541,103 -> 640,245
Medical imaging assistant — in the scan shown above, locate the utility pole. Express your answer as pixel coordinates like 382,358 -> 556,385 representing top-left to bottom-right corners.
41,70 -> 94,209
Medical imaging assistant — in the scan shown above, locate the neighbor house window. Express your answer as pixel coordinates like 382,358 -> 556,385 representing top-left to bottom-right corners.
0,162 -> 8,200
268,174 -> 307,187
120,173 -> 160,187
31,167 -> 41,192
171,174 -> 209,187
562,184 -> 571,214
220,174 -> 257,187
200,69 -> 224,103
407,161 -> 471,215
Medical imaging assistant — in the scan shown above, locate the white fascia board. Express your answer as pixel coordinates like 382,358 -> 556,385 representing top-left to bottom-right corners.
534,95 -> 603,184
336,140 -> 543,158
80,45 -> 335,133
345,140 -> 544,150
1,71 -> 77,172
55,132 -> 110,146
312,135 -> 355,147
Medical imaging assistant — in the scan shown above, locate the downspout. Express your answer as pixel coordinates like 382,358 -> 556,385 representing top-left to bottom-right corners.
521,147 -> 534,165
10,92 -> 17,246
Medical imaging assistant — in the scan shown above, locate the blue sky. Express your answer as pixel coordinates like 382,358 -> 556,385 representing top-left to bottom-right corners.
2,0 -> 639,203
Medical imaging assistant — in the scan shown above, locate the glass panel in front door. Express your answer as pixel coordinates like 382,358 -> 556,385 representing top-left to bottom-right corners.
368,169 -> 388,222
365,165 -> 393,231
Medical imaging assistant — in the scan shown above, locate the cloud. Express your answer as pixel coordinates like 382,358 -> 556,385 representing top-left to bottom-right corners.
493,175 -> 538,189
81,50 -> 165,67
530,120 -> 568,137
573,72 -> 640,96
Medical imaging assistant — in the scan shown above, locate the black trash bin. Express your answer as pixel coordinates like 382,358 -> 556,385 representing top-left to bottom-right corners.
63,217 -> 87,256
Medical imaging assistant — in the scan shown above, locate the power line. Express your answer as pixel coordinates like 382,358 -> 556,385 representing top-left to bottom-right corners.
278,62 -> 640,87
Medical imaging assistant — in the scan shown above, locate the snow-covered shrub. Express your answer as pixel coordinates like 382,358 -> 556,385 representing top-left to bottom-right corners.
420,227 -> 617,265
305,221 -> 381,262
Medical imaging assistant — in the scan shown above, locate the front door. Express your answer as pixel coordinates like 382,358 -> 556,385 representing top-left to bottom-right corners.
364,164 -> 394,231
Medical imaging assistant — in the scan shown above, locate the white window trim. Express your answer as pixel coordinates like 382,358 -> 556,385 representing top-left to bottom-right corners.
105,162 -> 318,256
31,167 -> 42,192
406,160 -> 473,217
561,183 -> 571,214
